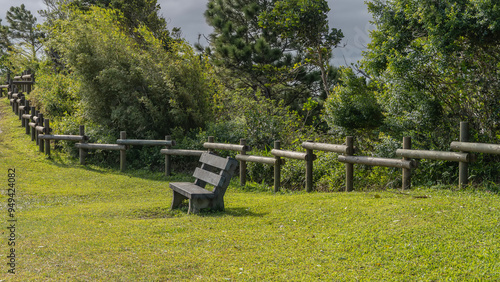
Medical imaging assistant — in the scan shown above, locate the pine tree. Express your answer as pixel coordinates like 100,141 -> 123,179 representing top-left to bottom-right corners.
6,4 -> 44,62
202,0 -> 317,106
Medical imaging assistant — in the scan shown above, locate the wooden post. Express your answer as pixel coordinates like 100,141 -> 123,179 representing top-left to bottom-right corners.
18,96 -> 25,121
31,108 -> 37,141
79,125 -> 86,165
274,141 -> 281,192
402,136 -> 411,190
306,140 -> 313,192
459,122 -> 469,188
240,138 -> 247,186
22,100 -> 29,129
38,113 -> 43,151
120,131 -> 127,172
345,136 -> 354,192
165,135 -> 171,176
44,119 -> 51,156
208,136 -> 214,153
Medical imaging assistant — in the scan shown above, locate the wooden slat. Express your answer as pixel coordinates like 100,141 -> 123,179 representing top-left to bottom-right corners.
199,153 -> 237,171
169,182 -> 214,199
193,167 -> 225,187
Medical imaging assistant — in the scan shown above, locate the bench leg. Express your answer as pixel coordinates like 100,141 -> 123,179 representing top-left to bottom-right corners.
171,191 -> 187,210
188,197 -> 211,214
211,195 -> 224,212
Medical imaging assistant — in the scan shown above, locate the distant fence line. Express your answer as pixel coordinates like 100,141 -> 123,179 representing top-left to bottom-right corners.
4,71 -> 500,192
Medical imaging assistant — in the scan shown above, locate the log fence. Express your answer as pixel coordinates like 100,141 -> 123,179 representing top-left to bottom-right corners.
4,71 -> 500,192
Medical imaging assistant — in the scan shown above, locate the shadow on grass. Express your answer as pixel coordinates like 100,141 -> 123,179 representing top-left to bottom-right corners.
129,205 -> 267,219
199,207 -> 268,218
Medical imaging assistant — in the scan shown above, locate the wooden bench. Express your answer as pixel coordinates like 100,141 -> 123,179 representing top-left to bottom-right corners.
169,152 -> 238,214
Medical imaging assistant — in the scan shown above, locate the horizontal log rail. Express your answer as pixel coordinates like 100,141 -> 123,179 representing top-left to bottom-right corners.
160,149 -> 205,156
338,155 -> 417,170
270,149 -> 315,161
203,142 -> 250,152
11,81 -> 34,85
21,74 -> 34,79
35,126 -> 46,133
301,141 -> 350,154
235,154 -> 278,165
38,134 -> 87,141
450,141 -> 500,155
75,143 -> 126,151
116,139 -> 175,146
396,149 -> 470,162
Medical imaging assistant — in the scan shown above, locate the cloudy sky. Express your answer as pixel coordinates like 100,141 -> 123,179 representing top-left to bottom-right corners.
0,0 -> 374,66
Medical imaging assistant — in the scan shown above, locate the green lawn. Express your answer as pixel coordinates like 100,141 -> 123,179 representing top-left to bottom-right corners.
1,99 -> 499,281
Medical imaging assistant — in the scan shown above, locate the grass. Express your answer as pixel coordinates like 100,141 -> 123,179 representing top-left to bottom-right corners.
0,98 -> 499,281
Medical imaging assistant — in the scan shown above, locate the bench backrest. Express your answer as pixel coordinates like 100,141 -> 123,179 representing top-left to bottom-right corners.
194,152 -> 238,197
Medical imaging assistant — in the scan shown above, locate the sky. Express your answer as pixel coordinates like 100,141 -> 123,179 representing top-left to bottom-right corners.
0,0 -> 374,67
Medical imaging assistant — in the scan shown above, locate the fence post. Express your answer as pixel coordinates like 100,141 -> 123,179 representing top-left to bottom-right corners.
240,138 -> 247,186
165,135 -> 171,176
21,100 -> 29,128
459,122 -> 469,188
306,140 -> 313,192
38,113 -> 43,151
24,101 -> 30,134
18,96 -> 24,121
120,131 -> 127,172
45,119 -> 51,157
208,136 -> 214,153
274,140 -> 281,193
345,136 -> 354,192
30,108 -> 37,141
79,125 -> 86,165
402,136 -> 412,190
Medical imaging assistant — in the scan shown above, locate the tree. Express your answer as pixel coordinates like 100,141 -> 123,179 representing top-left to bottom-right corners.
40,0 -> 177,50
201,0 -> 330,108
0,20 -> 11,56
362,0 -> 500,142
39,7 -> 215,140
79,0 -> 176,48
259,0 -> 344,94
323,67 -> 383,132
6,4 -> 44,63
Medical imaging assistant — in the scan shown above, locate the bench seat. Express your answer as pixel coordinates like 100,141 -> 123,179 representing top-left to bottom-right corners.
169,182 -> 216,199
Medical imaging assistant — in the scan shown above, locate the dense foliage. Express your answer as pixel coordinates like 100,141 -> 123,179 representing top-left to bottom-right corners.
2,0 -> 500,189
351,0 -> 500,185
